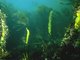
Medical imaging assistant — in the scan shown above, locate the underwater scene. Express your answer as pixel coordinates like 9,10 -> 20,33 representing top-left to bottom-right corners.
0,0 -> 80,60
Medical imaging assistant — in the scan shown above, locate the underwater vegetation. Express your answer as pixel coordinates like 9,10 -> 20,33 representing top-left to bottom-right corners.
25,28 -> 30,44
48,10 -> 54,36
0,9 -> 8,58
74,8 -> 80,29
0,0 -> 80,60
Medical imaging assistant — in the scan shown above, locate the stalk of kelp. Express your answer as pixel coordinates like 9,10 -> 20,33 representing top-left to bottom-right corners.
0,9 -> 8,57
74,7 -> 80,30
48,10 -> 53,36
25,28 -> 30,45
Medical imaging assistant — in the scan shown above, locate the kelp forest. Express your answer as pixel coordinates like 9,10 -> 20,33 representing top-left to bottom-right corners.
0,0 -> 80,60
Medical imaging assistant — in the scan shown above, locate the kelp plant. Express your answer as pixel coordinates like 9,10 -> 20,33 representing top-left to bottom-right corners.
48,10 -> 54,36
25,27 -> 30,45
0,9 -> 8,58
74,7 -> 80,30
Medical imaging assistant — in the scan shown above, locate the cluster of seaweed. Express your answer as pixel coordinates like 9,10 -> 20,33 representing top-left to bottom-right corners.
0,9 -> 8,59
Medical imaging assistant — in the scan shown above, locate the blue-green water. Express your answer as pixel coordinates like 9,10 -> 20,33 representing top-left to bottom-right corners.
5,0 -> 73,37
6,0 -> 72,12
